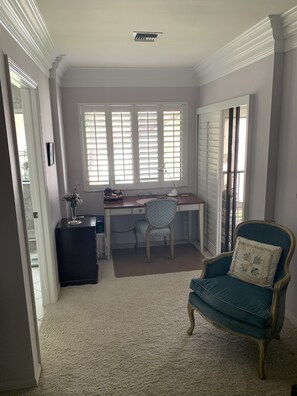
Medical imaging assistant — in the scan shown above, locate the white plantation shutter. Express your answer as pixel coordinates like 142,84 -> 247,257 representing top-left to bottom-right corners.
137,108 -> 158,182
80,103 -> 186,190
197,111 -> 221,255
111,110 -> 134,184
82,106 -> 109,185
163,106 -> 183,181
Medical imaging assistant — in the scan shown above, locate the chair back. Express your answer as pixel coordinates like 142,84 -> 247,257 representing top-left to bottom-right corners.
145,198 -> 177,228
234,220 -> 296,282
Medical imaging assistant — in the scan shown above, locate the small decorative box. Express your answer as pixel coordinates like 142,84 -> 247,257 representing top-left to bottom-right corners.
104,188 -> 123,201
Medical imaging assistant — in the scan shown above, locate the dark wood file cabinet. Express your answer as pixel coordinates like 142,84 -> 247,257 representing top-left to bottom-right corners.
56,217 -> 98,286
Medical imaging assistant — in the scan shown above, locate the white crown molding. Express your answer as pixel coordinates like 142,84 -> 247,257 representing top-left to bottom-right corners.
195,7 -> 297,87
0,0 -> 56,77
281,6 -> 297,52
1,1 -> 296,88
50,55 -> 69,86
61,67 -> 199,88
194,16 -> 283,87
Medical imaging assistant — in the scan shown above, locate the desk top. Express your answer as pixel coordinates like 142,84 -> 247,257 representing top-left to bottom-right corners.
104,193 -> 204,209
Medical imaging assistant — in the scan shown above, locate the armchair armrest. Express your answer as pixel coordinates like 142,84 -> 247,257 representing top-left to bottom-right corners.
201,252 -> 233,279
271,274 -> 291,333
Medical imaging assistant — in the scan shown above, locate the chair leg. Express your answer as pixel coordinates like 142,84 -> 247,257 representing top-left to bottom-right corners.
133,227 -> 138,249
187,303 -> 195,335
146,230 -> 151,263
170,224 -> 174,259
258,340 -> 269,379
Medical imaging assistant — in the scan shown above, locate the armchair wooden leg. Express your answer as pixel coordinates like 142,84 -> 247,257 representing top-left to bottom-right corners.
258,340 -> 269,379
187,303 -> 195,335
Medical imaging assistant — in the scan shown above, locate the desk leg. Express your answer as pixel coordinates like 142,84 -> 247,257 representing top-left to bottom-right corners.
199,204 -> 204,253
188,211 -> 192,240
105,209 -> 111,260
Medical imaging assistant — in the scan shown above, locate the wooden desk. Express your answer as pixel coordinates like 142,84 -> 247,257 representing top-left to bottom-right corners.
104,193 -> 205,260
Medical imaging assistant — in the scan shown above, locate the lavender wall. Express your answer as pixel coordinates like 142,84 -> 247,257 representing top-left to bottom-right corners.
61,86 -> 199,245
275,47 -> 297,322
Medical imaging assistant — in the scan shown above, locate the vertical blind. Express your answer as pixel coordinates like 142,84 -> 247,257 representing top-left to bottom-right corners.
80,103 -> 186,190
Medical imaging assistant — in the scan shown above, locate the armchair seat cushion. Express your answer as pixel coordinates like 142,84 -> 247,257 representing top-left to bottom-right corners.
190,276 -> 273,329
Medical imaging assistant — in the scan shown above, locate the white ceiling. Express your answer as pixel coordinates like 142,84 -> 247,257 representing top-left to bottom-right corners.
36,0 -> 297,69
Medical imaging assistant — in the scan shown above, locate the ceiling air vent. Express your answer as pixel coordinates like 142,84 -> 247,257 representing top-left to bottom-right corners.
133,31 -> 162,42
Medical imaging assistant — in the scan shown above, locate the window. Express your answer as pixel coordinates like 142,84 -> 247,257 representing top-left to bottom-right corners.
80,103 -> 186,190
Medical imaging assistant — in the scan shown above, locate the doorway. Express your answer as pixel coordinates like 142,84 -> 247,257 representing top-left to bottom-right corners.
10,83 -> 44,327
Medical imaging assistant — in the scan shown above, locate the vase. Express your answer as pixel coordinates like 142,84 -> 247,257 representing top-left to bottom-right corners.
68,205 -> 81,225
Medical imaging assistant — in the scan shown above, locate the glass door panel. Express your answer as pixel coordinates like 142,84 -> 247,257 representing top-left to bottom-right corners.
221,105 -> 247,252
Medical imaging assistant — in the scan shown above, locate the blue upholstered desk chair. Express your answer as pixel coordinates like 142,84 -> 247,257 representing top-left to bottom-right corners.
134,198 -> 177,262
187,220 -> 296,379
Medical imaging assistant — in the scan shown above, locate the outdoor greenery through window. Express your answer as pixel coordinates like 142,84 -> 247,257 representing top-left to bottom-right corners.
80,104 -> 186,190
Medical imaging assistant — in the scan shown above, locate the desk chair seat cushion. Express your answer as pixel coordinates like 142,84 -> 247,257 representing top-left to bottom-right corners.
135,219 -> 171,238
190,275 -> 273,329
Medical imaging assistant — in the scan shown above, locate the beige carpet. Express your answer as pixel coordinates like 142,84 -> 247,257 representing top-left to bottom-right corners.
112,243 -> 204,277
8,259 -> 297,396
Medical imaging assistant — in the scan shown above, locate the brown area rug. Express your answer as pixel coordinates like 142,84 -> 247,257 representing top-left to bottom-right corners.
112,243 -> 204,277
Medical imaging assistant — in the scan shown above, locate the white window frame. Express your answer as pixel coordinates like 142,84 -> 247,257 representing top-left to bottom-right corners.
79,102 -> 188,191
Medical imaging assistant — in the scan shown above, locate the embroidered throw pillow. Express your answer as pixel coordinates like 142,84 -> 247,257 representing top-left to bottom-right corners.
228,236 -> 282,288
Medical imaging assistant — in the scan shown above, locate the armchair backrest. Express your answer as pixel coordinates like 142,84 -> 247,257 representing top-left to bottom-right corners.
234,220 -> 296,282
145,198 -> 177,229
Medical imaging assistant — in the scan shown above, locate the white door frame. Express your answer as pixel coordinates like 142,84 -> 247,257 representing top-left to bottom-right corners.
7,57 -> 58,305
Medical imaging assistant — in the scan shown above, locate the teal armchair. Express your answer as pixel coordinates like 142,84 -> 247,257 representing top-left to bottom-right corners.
187,220 -> 296,379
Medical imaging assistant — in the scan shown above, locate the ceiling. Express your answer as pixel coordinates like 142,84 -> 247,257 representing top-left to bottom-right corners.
36,0 -> 297,69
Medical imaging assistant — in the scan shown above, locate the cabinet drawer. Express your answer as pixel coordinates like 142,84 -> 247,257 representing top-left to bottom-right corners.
132,207 -> 145,214
178,204 -> 199,212
110,208 -> 132,215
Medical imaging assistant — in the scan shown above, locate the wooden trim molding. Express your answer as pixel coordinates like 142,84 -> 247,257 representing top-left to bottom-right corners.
281,6 -> 297,52
0,0 -> 56,76
1,1 -> 297,87
195,8 -> 297,86
194,16 -> 283,86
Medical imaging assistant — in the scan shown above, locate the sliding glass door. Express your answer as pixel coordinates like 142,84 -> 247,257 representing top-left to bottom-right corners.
197,96 -> 250,254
